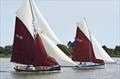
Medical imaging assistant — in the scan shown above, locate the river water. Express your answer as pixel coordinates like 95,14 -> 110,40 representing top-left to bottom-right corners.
0,58 -> 120,79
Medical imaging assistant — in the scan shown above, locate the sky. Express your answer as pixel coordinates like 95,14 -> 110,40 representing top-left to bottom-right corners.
0,0 -> 120,48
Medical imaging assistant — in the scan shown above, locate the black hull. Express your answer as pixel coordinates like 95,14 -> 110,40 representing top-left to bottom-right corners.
14,67 -> 61,72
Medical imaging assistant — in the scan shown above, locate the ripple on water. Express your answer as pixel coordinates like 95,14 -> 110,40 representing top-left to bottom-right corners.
0,58 -> 120,79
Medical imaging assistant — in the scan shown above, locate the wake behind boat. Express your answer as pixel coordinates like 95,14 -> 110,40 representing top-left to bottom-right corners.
72,18 -> 114,69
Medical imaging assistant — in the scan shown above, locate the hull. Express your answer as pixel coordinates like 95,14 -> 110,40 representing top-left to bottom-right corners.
14,66 -> 61,72
78,64 -> 105,69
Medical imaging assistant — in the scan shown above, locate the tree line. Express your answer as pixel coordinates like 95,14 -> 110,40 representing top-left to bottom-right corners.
0,43 -> 120,57
0,45 -> 12,54
58,43 -> 120,57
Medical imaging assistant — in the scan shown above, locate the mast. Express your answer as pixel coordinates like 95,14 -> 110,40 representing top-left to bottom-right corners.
83,18 -> 93,62
29,0 -> 36,34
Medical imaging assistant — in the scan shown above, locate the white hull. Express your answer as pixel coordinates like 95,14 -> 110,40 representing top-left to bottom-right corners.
78,64 -> 105,69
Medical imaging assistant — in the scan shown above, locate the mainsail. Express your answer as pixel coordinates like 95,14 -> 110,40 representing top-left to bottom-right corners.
72,18 -> 114,64
72,26 -> 95,62
11,17 -> 34,65
11,0 -> 34,65
11,0 -> 58,66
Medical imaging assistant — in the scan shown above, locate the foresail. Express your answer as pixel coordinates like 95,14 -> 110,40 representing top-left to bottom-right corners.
30,0 -> 61,44
33,33 -> 58,66
92,36 -> 114,63
39,33 -> 77,66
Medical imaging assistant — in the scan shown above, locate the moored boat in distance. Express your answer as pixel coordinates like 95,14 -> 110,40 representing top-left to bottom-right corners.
72,18 -> 114,69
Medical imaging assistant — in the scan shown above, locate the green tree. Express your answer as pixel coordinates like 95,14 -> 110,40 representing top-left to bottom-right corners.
67,41 -> 74,48
57,44 -> 73,56
102,45 -> 120,57
0,46 -> 4,54
4,45 -> 12,54
114,46 -> 120,56
115,46 -> 120,51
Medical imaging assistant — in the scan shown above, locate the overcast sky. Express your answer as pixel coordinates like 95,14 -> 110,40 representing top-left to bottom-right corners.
0,0 -> 120,48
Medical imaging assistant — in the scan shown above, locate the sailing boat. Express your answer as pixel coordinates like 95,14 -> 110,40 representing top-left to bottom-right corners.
11,0 -> 77,72
72,18 -> 114,69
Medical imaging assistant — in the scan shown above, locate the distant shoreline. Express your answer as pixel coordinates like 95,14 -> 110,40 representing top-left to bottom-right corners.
0,45 -> 120,58
0,54 -> 120,58
0,54 -> 11,58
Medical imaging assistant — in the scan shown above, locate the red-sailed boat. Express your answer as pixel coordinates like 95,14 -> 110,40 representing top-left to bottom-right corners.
72,18 -> 114,69
11,0 -> 77,72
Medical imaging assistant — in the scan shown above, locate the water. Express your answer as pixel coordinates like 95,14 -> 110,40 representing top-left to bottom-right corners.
0,58 -> 120,79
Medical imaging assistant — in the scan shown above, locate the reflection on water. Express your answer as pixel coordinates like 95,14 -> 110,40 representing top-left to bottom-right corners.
0,58 -> 120,79
11,71 -> 60,79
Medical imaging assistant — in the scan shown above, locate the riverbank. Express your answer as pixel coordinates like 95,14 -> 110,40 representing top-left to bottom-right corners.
109,55 -> 120,57
0,54 -> 11,58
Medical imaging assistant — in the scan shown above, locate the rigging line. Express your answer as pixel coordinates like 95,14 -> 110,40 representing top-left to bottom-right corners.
29,0 -> 34,22
29,0 -> 36,35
